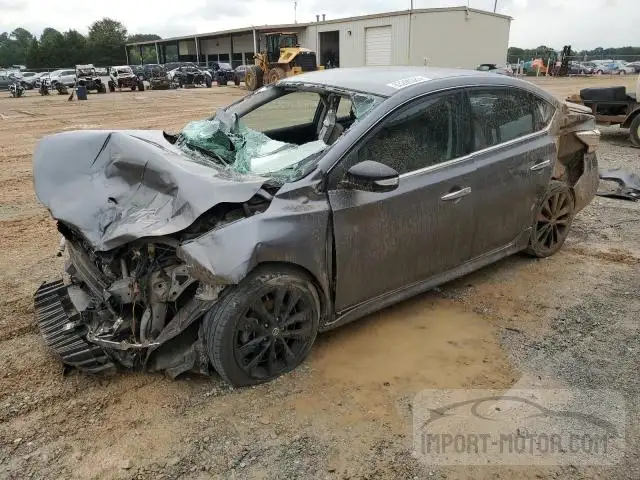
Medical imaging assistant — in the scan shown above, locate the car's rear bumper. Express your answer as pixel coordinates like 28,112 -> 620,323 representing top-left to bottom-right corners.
34,279 -> 114,373
573,151 -> 599,212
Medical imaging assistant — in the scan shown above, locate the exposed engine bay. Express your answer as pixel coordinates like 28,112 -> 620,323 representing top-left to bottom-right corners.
36,192 -> 272,378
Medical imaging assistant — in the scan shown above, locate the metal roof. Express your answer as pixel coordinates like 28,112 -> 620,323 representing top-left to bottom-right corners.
126,7 -> 512,47
277,66 -> 491,97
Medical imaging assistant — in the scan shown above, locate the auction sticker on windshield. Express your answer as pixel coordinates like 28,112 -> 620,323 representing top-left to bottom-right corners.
387,76 -> 430,89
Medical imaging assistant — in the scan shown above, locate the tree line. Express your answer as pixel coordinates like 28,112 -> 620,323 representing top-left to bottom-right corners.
508,46 -> 640,62
0,18 -> 160,69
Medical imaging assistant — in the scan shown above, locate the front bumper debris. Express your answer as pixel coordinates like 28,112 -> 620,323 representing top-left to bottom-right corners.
34,279 -> 115,373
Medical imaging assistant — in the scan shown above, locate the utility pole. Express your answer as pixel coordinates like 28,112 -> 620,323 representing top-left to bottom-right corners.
294,1 -> 298,23
494,0 -> 498,12
408,0 -> 414,65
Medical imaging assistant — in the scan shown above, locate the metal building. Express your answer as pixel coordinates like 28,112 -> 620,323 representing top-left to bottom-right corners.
126,7 -> 511,70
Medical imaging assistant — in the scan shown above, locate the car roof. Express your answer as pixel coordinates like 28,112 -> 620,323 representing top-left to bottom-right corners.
278,66 -> 533,98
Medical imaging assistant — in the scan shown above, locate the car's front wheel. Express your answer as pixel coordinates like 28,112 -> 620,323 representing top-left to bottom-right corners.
203,266 -> 321,387
525,180 -> 575,258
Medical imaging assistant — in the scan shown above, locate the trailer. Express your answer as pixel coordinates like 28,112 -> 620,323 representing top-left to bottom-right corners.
567,76 -> 640,146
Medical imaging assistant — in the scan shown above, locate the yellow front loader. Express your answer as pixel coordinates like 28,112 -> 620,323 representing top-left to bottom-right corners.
245,33 -> 322,91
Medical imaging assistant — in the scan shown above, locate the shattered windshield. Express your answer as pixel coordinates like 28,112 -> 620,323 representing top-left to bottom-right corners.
176,87 -> 383,183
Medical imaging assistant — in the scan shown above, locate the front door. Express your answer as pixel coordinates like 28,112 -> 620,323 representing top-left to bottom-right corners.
327,90 -> 477,312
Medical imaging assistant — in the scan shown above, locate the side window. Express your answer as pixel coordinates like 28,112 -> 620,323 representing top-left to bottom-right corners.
533,96 -> 555,129
468,87 -> 554,150
330,91 -> 470,185
240,91 -> 320,132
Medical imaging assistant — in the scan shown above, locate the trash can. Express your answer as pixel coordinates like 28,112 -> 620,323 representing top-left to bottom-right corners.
76,86 -> 88,100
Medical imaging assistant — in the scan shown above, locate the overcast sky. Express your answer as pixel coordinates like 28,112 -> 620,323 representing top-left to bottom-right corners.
1,0 -> 636,49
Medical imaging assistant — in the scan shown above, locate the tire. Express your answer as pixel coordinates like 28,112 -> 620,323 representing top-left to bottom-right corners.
205,76 -> 212,88
234,76 -> 240,86
203,266 -> 321,387
630,114 -> 640,147
267,67 -> 286,84
525,180 -> 575,258
245,66 -> 263,91
619,70 -> 626,75
137,80 -> 145,91
131,84 -> 137,91
108,81 -> 115,93
98,83 -> 106,93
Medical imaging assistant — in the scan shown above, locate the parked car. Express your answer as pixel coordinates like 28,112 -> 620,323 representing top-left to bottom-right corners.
207,62 -> 235,85
234,64 -> 250,85
476,64 -> 513,76
148,65 -> 171,90
49,69 -> 76,87
612,61 -> 635,75
76,64 -> 107,93
626,61 -> 640,73
108,65 -> 143,91
0,72 -> 20,90
32,67 -> 600,386
168,65 -> 212,87
592,61 -> 616,75
131,64 -> 162,82
568,62 -> 593,75
17,71 -> 38,89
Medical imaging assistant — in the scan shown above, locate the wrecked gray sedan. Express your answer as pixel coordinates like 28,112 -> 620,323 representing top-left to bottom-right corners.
33,67 -> 600,386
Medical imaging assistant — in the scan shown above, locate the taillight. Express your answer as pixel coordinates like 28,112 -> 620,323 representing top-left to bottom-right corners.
575,130 -> 601,153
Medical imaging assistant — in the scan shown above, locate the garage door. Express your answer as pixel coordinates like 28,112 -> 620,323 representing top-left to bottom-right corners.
365,26 -> 392,66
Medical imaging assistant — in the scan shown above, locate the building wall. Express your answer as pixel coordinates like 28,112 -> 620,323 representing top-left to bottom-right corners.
302,14 -> 411,68
409,10 -> 510,68
299,10 -> 509,69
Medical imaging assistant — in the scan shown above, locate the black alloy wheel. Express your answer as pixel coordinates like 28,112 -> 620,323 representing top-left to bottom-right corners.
204,268 -> 320,387
234,287 -> 316,378
526,180 -> 575,258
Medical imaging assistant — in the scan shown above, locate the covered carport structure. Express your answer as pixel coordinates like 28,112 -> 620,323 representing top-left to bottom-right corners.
125,24 -> 308,67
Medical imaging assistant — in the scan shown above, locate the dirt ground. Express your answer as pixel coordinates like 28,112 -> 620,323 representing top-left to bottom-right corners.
0,75 -> 638,480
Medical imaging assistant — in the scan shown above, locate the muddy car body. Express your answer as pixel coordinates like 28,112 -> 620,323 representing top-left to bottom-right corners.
33,67 -> 599,386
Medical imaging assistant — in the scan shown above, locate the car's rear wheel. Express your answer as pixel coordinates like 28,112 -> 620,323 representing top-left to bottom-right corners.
630,115 -> 640,147
525,180 -> 575,258
203,267 -> 321,387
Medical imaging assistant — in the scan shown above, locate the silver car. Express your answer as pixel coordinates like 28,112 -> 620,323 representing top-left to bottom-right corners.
33,67 -> 600,386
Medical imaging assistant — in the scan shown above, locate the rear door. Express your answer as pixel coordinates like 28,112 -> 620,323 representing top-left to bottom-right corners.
327,90 -> 476,312
466,86 -> 557,257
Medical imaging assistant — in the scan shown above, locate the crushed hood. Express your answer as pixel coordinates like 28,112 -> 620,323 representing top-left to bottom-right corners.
33,130 -> 267,251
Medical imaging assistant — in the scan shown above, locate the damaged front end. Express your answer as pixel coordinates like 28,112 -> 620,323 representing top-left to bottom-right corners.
32,127 -> 277,377
35,238 -> 219,377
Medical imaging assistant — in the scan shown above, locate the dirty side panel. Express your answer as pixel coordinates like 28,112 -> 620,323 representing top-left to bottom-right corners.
177,187 -> 332,319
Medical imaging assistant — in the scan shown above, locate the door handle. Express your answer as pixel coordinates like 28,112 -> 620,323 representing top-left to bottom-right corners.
441,187 -> 472,201
530,159 -> 551,171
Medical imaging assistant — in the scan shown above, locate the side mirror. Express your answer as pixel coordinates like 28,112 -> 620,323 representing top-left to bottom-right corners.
345,160 -> 399,193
